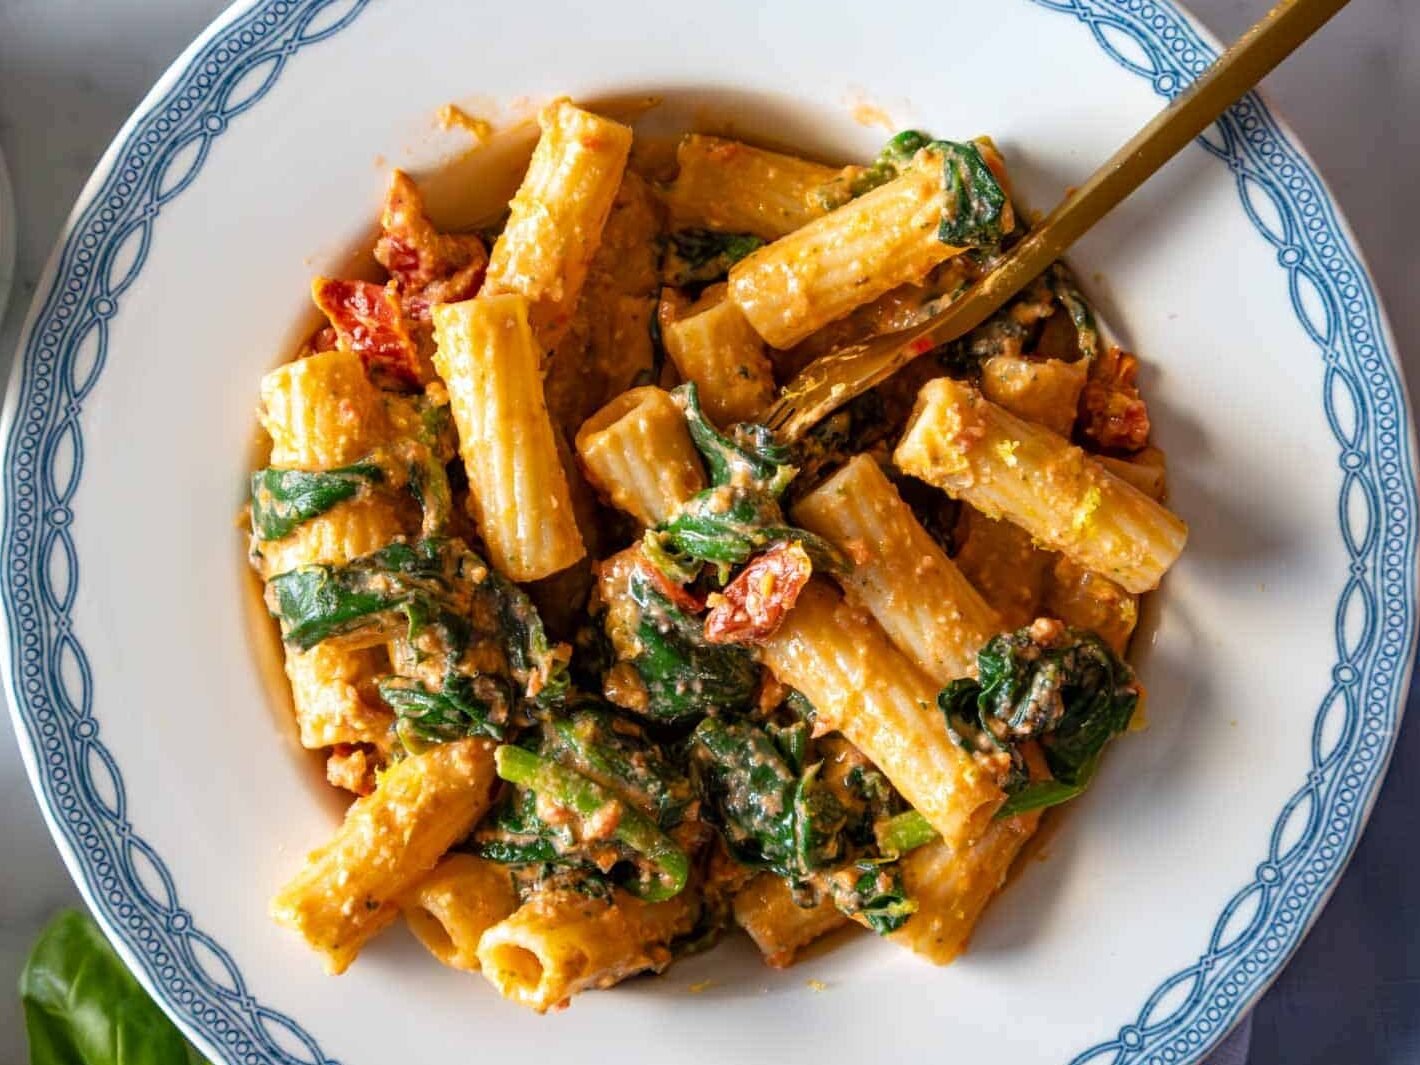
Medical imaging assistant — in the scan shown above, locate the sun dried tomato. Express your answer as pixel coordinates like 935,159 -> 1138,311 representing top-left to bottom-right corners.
374,170 -> 487,321
310,277 -> 423,388
704,543 -> 812,645
635,556 -> 706,615
1080,345 -> 1150,452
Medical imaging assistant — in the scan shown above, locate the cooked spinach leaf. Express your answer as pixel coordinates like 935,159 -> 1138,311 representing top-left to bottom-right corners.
266,538 -> 473,651
687,717 -> 848,881
379,672 -> 514,748
823,861 -> 916,935
476,782 -> 572,866
485,567 -> 569,708
934,139 -> 1010,247
688,718 -> 917,931
542,702 -> 694,827
1048,263 -> 1100,361
494,744 -> 690,902
268,537 -> 567,751
937,262 -> 1100,376
662,229 -> 764,285
249,462 -> 383,541
644,384 -> 847,583
679,381 -> 790,486
943,622 -> 1140,815
621,564 -> 758,723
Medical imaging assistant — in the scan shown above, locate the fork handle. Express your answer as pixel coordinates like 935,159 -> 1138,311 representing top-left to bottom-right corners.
941,0 -> 1350,343
767,0 -> 1350,440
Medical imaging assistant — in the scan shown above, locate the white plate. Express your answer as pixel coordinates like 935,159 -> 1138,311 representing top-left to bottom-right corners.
2,2 -> 1416,1063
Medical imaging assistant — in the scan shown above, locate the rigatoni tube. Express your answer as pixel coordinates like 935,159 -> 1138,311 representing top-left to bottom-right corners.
1097,447 -> 1168,502
1044,556 -> 1139,655
259,348 -> 388,471
660,286 -> 774,425
733,873 -> 851,968
952,506 -> 1054,631
477,886 -> 698,1012
432,294 -> 586,581
978,353 -> 1087,438
575,386 -> 705,526
270,738 -> 497,974
887,811 -> 1041,965
759,580 -> 1004,854
728,151 -> 970,350
399,853 -> 519,973
483,99 -> 633,349
255,350 -> 405,754
662,134 -> 848,241
894,378 -> 1187,594
792,455 -> 1000,683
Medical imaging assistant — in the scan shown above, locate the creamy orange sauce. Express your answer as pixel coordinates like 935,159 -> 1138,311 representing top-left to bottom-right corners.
437,103 -> 494,144
850,100 -> 894,131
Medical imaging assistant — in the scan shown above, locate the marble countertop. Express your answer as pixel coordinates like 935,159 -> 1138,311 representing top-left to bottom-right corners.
0,2 -> 1414,1062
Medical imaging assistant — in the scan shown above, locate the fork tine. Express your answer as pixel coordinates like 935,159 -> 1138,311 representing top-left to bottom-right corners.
764,400 -> 793,433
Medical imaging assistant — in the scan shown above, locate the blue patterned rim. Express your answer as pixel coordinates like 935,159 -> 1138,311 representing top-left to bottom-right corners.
1,1 -> 1414,1062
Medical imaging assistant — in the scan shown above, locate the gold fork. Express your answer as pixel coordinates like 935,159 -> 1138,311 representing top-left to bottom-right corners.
762,0 -> 1350,442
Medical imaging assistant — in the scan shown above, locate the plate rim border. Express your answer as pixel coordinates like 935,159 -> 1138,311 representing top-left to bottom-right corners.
0,1 -> 1414,1063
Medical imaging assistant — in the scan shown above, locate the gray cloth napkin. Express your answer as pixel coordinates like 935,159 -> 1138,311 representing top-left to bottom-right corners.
1204,1014 -> 1252,1065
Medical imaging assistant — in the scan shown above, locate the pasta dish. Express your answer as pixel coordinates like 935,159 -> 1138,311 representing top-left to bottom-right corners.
247,99 -> 1187,1012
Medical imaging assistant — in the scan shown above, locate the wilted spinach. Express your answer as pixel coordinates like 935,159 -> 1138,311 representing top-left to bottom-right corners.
619,563 -> 759,723
643,384 -> 846,584
942,623 -> 1139,817
661,229 -> 764,285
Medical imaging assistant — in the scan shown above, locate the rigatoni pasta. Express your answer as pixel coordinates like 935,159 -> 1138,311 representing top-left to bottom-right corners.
978,353 -> 1087,437
952,506 -> 1055,631
270,738 -> 497,974
759,580 -> 1005,853
482,99 -> 633,349
728,141 -> 1014,349
432,294 -> 585,581
477,887 -> 698,1012
894,377 -> 1188,593
259,349 -> 390,470
253,350 -> 409,770
659,285 -> 775,424
400,853 -> 519,972
575,386 -> 705,526
888,811 -> 1040,964
733,873 -> 852,968
792,455 -> 1000,683
248,106 -> 1185,1009
728,160 -> 956,349
662,134 -> 848,240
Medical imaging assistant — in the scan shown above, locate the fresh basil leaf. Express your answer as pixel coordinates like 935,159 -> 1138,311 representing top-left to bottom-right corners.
21,909 -> 208,1065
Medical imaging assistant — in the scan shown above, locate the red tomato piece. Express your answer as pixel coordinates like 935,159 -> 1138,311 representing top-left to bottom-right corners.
634,556 -> 706,615
310,277 -> 423,388
704,543 -> 813,645
1080,345 -> 1151,452
374,170 -> 487,321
